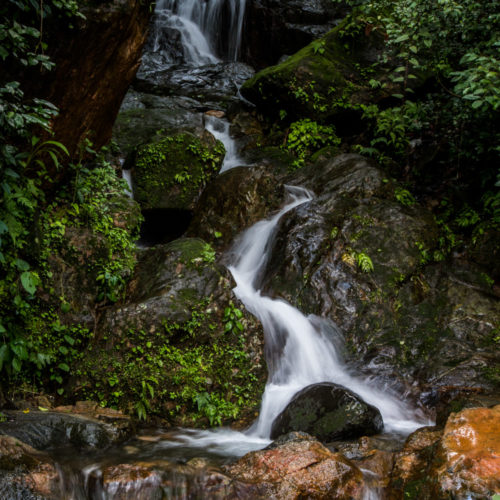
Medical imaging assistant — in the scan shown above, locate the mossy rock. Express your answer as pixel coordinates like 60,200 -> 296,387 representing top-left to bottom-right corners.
270,382 -> 383,442
240,17 -> 392,123
132,131 -> 225,211
73,238 -> 267,427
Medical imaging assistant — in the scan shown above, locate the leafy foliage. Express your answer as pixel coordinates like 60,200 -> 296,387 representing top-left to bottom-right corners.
284,119 -> 341,169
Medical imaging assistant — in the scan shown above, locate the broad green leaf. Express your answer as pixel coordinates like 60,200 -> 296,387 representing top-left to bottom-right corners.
20,271 -> 37,295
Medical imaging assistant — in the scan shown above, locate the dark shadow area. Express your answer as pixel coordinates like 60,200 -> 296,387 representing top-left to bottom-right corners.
139,208 -> 193,247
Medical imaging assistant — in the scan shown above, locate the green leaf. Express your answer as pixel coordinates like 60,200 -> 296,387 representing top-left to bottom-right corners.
58,363 -> 70,372
15,258 -> 29,271
12,357 -> 22,372
20,271 -> 37,295
64,335 -> 75,345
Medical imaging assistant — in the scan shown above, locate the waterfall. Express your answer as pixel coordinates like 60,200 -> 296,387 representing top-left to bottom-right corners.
157,186 -> 428,456
205,114 -> 246,172
153,0 -> 247,65
228,186 -> 427,437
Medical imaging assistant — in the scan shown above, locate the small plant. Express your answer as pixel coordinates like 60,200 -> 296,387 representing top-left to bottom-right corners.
356,252 -> 374,273
223,302 -> 244,334
284,119 -> 341,170
395,187 -> 416,206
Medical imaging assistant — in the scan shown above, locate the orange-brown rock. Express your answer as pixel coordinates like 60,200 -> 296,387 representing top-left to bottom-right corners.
225,433 -> 366,499
432,405 -> 500,498
0,435 -> 59,498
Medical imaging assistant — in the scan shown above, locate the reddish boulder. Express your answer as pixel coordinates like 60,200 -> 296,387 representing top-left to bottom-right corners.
225,432 -> 366,499
432,405 -> 500,498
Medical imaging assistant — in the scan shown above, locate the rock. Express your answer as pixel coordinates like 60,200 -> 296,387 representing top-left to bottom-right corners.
389,407 -> 500,498
270,382 -> 383,441
187,166 -> 285,250
0,435 -> 59,499
242,0 -> 350,68
241,18 -> 391,124
0,410 -> 131,450
132,131 -> 225,211
113,91 -> 205,157
432,405 -> 500,498
389,426 -> 443,499
74,238 -> 266,426
134,62 -> 255,105
85,460 -> 236,500
225,432 -> 366,499
25,0 -> 153,160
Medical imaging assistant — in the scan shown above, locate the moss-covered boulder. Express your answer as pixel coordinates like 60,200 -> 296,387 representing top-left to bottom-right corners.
241,18 -> 390,123
112,91 -> 204,157
132,131 -> 225,211
270,383 -> 383,442
74,238 -> 266,427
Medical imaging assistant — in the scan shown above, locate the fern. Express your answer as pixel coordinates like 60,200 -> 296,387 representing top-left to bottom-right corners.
356,252 -> 374,273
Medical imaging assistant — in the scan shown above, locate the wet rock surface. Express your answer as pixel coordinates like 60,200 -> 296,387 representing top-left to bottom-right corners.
135,62 -> 255,104
0,410 -> 130,450
187,166 -> 286,250
389,405 -> 500,499
270,382 -> 383,442
255,154 -> 500,398
225,432 -> 366,499
0,435 -> 59,499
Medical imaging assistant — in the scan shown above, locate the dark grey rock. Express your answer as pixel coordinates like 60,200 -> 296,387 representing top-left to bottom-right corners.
270,382 -> 383,441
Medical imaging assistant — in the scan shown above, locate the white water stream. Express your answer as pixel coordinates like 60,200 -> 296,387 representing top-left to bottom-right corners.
153,0 -> 246,64
205,114 -> 246,173
155,186 -> 428,458
121,0 -> 428,462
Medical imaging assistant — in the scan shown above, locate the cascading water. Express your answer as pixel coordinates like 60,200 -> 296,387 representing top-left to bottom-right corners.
228,186 -> 427,437
148,186 -> 428,456
205,114 -> 246,172
153,0 -> 246,64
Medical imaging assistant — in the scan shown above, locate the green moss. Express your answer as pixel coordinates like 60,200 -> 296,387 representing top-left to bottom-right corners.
133,132 -> 225,210
241,17 -> 379,120
76,300 -> 264,426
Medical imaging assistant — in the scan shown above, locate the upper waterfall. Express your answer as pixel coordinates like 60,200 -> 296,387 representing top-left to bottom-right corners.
153,0 -> 247,65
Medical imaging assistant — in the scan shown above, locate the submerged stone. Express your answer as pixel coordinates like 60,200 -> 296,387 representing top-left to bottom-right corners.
270,382 -> 383,442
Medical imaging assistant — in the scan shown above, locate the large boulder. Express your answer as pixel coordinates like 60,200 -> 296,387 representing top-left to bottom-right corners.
74,238 -> 266,426
259,154 -> 500,399
224,432 -> 366,499
187,165 -> 286,250
241,18 -> 391,125
270,383 -> 383,441
113,91 -> 205,157
389,405 -> 500,499
0,410 -> 130,450
131,131 -> 225,211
